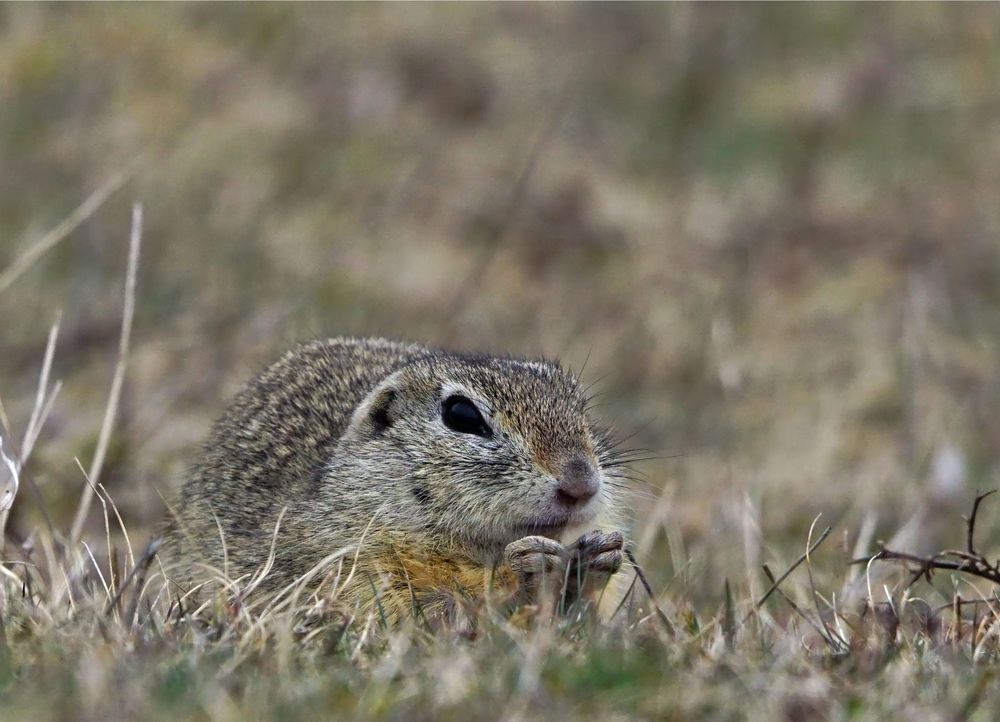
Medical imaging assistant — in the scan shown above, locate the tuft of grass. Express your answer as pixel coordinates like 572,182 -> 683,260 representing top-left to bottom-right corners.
3,510 -> 1000,722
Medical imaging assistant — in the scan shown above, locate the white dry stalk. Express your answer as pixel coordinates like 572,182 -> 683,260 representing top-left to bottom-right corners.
82,541 -> 113,603
0,438 -> 20,554
0,435 -> 19,516
69,203 -> 143,545
0,562 -> 22,585
0,316 -> 62,547
247,545 -> 357,630
212,509 -> 230,582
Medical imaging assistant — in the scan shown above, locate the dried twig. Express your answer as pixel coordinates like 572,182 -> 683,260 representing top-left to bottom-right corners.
754,525 -> 832,611
69,204 -> 143,545
852,491 -> 1000,589
0,172 -> 129,294
967,490 -> 997,555
854,548 -> 1000,587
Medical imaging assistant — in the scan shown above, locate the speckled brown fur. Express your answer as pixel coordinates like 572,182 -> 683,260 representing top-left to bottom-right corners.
168,337 -> 628,621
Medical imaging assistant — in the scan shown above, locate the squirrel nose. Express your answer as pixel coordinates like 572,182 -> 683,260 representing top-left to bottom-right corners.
555,455 -> 600,506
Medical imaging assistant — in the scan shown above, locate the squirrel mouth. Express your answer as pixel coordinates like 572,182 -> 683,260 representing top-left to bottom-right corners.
511,510 -> 592,540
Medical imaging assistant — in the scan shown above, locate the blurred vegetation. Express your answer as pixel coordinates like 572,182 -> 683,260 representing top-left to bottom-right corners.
3,4 -> 1000,718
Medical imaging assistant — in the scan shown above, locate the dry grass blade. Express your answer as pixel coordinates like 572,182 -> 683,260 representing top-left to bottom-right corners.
752,525 -> 832,612
0,171 -> 129,294
804,516 -> 848,650
748,522 -> 846,653
74,459 -> 115,600
722,578 -> 736,651
760,564 -> 842,649
624,547 -> 674,634
105,538 -> 162,621
69,203 -> 143,545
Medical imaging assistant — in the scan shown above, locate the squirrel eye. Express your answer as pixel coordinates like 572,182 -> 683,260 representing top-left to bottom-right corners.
441,395 -> 491,437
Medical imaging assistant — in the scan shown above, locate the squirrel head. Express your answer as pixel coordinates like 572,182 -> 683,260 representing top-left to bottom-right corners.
327,353 -> 621,564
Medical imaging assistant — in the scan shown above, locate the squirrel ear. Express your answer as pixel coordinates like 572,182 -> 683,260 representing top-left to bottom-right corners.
344,369 -> 409,441
346,377 -> 401,440
366,387 -> 396,435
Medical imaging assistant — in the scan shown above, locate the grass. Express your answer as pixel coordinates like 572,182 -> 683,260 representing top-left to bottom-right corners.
4,4 -> 1000,720
2,227 -> 999,720
3,495 -> 1000,721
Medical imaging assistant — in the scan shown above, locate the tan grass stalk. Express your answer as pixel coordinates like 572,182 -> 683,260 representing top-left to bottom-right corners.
23,316 -> 62,458
69,203 -> 142,545
97,481 -> 135,570
73,459 -> 116,604
0,172 -> 129,294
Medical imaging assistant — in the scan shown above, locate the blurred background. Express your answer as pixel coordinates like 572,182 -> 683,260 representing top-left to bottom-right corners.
3,3 -> 1000,603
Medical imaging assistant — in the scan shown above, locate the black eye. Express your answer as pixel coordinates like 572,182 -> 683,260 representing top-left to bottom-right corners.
441,395 -> 491,437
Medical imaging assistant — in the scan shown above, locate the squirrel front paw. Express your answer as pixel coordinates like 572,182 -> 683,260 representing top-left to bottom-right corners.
567,529 -> 624,575
505,529 -> 625,613
562,530 -> 624,608
505,535 -> 568,607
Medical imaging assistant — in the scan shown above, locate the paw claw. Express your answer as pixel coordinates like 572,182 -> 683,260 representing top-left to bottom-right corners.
587,549 -> 624,575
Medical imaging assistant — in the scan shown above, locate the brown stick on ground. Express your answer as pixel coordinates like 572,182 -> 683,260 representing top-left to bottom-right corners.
851,490 -> 1000,588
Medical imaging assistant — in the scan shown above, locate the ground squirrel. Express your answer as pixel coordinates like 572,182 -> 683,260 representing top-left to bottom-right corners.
170,337 -> 629,622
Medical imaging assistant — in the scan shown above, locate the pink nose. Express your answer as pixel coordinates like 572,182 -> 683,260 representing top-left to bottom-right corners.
555,454 -> 600,505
